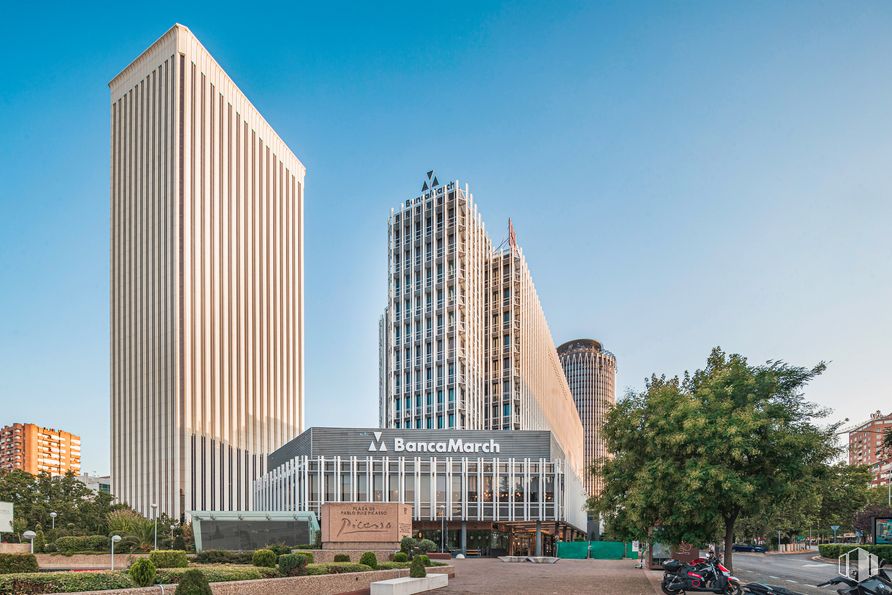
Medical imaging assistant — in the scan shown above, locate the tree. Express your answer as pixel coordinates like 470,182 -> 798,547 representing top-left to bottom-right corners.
590,348 -> 839,571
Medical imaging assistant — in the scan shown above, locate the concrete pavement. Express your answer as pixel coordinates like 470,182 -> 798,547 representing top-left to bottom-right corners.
438,558 -> 663,594
733,551 -> 838,594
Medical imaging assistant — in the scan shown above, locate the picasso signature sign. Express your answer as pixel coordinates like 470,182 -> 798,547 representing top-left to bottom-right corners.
321,503 -> 413,545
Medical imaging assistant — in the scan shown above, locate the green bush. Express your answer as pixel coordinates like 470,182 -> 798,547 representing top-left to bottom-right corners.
333,553 -> 351,562
150,549 -> 190,568
278,553 -> 308,577
0,553 -> 39,575
378,561 -> 411,570
157,565 -> 278,584
819,544 -> 892,560
409,556 -> 426,578
393,551 -> 408,562
0,571 -> 134,594
417,539 -> 437,553
129,558 -> 157,587
55,535 -> 108,554
417,554 -> 432,567
194,550 -> 253,564
359,551 -> 378,569
400,536 -> 417,553
305,562 -> 372,575
264,543 -> 292,556
295,551 -> 314,564
252,549 -> 277,568
174,569 -> 212,595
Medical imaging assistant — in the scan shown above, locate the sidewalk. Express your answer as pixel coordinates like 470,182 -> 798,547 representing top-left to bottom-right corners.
439,557 -> 663,594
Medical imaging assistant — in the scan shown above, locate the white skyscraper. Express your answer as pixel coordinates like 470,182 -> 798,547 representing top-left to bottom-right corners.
109,24 -> 305,518
379,172 -> 583,475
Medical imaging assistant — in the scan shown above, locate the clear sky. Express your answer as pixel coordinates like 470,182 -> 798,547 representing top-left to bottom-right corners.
1,2 -> 890,476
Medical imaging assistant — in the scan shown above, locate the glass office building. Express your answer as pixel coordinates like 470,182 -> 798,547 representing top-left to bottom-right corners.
253,427 -> 587,556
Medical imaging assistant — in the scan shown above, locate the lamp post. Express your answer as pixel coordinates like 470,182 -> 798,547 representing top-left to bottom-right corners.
111,535 -> 121,570
170,523 -> 177,545
151,503 -> 158,550
50,512 -> 57,530
22,531 -> 36,554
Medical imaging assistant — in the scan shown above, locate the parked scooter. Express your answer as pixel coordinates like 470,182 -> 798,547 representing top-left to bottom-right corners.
662,552 -> 743,594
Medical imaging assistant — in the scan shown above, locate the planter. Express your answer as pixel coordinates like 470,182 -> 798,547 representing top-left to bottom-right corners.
371,573 -> 448,594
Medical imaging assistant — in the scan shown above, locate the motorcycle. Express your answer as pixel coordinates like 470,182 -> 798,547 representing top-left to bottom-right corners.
817,558 -> 892,595
662,552 -> 743,594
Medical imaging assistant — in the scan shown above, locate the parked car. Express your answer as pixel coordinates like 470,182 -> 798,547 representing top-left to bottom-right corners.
733,543 -> 767,553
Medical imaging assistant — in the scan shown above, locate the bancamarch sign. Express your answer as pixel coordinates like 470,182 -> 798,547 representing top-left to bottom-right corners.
367,431 -> 500,454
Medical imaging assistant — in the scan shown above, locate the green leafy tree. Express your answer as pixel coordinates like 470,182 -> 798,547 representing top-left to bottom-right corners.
590,348 -> 839,571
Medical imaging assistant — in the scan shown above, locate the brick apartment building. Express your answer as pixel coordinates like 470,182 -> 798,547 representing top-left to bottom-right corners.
848,410 -> 892,487
0,423 -> 81,476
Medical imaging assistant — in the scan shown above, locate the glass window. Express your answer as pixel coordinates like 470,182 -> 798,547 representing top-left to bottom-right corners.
448,413 -> 455,428
449,388 -> 455,402
437,415 -> 443,429
426,417 -> 433,429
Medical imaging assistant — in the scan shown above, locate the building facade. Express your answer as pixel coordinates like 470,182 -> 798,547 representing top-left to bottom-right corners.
109,24 -> 305,519
378,172 -> 584,477
848,410 -> 892,488
254,427 -> 587,556
0,423 -> 81,476
77,473 -> 112,495
557,339 -> 616,498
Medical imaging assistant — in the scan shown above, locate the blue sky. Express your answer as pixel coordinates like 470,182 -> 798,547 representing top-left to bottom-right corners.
1,2 -> 890,475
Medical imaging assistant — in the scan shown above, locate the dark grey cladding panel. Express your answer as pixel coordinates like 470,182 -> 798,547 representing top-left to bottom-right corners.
267,427 -> 558,472
268,428 -> 314,470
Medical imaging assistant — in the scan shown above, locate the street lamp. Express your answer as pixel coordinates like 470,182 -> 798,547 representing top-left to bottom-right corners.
22,531 -> 36,554
50,512 -> 57,530
170,523 -> 177,545
111,535 -> 121,570
151,503 -> 158,550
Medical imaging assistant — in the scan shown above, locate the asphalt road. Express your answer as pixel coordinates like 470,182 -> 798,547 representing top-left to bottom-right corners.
732,552 -> 837,594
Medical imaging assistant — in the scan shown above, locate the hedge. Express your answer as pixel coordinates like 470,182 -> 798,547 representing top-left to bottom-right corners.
194,550 -> 253,564
0,554 -> 39,575
156,565 -> 279,584
378,561 -> 411,570
278,553 -> 308,577
359,552 -> 378,569
305,562 -> 372,575
55,535 -> 108,554
252,549 -> 277,568
294,551 -> 314,564
149,549 -> 189,568
333,553 -> 351,562
0,571 -> 134,594
392,552 -> 408,562
819,544 -> 892,559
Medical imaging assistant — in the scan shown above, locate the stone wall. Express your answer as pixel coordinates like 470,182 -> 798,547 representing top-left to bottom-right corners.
71,566 -> 454,595
0,543 -> 29,554
35,552 -> 148,569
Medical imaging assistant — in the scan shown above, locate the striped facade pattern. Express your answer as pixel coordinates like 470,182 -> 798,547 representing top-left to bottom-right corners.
379,179 -> 584,477
557,339 -> 616,497
109,24 -> 305,519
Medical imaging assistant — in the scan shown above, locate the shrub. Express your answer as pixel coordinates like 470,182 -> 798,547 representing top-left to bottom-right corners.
174,569 -> 212,595
0,553 -> 39,574
157,565 -> 278,584
417,539 -> 437,553
393,551 -> 408,562
359,551 -> 378,569
378,561 -> 411,570
252,549 -> 277,568
819,544 -> 892,560
417,554 -> 432,567
400,536 -> 417,553
42,543 -> 57,553
333,553 -> 351,562
173,535 -> 187,551
129,558 -> 157,587
295,551 -> 314,564
0,571 -> 134,594
150,549 -> 189,568
194,550 -> 253,564
55,535 -> 108,554
278,553 -> 308,577
264,543 -> 292,557
409,556 -> 426,578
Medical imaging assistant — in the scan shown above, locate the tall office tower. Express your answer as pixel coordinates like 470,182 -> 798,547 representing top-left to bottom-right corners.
0,423 -> 82,476
557,339 -> 616,497
379,172 -> 584,474
109,24 -> 305,519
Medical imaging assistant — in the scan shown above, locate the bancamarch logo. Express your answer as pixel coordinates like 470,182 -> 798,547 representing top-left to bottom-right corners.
367,432 -> 501,454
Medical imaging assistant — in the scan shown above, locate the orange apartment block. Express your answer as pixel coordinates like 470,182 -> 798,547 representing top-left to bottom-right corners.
0,423 -> 81,476
848,410 -> 892,488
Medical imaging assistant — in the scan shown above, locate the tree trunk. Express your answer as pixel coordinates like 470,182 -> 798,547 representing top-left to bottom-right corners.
723,514 -> 738,573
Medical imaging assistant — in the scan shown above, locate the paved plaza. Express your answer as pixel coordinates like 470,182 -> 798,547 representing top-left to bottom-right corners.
439,558 -> 662,594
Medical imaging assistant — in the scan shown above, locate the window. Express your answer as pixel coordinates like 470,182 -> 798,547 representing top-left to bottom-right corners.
449,388 -> 455,402
437,389 -> 443,403
503,335 -> 510,348
448,414 -> 455,428
426,393 -> 433,407
416,419 -> 422,429
395,420 -> 401,428
426,417 -> 433,429
503,403 -> 511,417
437,415 -> 444,429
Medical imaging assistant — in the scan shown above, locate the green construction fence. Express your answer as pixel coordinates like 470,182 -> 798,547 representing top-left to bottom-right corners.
555,541 -> 639,560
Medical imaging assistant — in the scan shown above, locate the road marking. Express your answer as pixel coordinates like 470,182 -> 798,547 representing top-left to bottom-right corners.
802,563 -> 831,567
769,575 -> 781,579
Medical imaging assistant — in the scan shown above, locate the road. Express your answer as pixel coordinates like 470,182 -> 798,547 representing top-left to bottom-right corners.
733,551 -> 837,594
